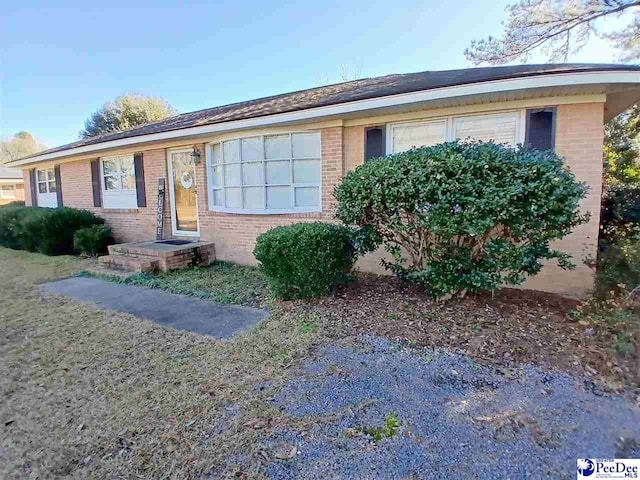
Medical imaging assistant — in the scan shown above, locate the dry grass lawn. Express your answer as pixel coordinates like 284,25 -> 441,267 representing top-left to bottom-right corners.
2,247 -> 637,479
0,247 -> 329,479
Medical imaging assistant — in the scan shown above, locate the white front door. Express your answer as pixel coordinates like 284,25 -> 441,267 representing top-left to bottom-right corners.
167,148 -> 199,236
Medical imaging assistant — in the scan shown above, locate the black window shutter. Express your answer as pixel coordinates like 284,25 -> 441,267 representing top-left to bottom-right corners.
365,127 -> 385,162
525,108 -> 556,151
90,160 -> 102,207
29,169 -> 38,206
54,165 -> 63,207
134,153 -> 146,207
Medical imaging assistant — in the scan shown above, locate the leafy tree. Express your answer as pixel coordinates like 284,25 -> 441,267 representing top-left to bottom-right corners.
0,131 -> 46,163
335,141 -> 589,300
80,94 -> 177,138
605,105 -> 640,185
465,0 -> 640,64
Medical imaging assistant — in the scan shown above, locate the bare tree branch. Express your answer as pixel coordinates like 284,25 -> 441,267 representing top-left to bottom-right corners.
465,0 -> 640,65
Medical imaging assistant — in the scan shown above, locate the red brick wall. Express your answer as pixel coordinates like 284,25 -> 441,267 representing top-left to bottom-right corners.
23,171 -> 32,206
19,107 -> 605,298
520,103 -> 604,297
27,128 -> 341,256
58,148 -> 171,243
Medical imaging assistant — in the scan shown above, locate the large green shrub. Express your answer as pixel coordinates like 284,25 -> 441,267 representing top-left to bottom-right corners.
253,222 -> 370,299
0,206 -> 105,255
335,140 -> 589,299
73,224 -> 113,256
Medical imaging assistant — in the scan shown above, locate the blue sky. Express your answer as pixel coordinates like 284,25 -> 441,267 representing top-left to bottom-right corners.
0,0 -> 623,148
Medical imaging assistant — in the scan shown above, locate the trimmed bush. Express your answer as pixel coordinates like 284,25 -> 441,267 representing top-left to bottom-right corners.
0,205 -> 28,250
335,140 -> 589,299
74,224 -> 113,256
253,222 -> 369,299
0,206 -> 105,255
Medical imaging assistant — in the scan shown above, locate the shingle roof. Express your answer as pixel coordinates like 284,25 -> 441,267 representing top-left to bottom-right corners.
0,165 -> 24,179
21,63 -> 640,160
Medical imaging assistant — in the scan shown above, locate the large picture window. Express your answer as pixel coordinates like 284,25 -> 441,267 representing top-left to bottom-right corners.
207,132 -> 322,213
100,155 -> 137,209
387,111 -> 523,154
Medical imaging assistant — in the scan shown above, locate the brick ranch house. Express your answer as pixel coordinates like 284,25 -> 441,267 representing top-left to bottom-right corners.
8,63 -> 640,298
0,166 -> 25,206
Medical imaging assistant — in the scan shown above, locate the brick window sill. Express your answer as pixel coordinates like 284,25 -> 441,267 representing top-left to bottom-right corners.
101,208 -> 140,214
202,210 -> 323,219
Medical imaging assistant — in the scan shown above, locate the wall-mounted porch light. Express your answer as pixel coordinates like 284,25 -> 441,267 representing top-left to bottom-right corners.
190,145 -> 202,164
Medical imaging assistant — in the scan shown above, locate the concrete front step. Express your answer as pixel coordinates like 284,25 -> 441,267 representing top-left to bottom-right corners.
98,254 -> 159,273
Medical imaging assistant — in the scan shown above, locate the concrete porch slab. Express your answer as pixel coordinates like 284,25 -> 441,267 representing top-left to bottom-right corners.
42,277 -> 268,339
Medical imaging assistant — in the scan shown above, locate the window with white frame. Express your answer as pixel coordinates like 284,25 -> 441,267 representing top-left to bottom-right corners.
0,184 -> 16,199
35,168 -> 58,208
36,168 -> 56,194
207,132 -> 322,213
452,112 -> 520,145
387,111 -> 522,153
100,154 -> 137,209
389,120 -> 447,154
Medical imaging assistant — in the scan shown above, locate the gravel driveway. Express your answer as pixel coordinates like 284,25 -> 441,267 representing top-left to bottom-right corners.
264,336 -> 640,479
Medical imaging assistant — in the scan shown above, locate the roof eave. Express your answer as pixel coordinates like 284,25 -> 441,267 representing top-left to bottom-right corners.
9,69 -> 640,168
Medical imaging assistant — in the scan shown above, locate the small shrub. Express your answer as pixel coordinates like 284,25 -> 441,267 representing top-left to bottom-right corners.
253,222 -> 370,299
573,295 -> 639,359
0,206 -> 104,255
74,224 -> 113,256
335,140 -> 589,299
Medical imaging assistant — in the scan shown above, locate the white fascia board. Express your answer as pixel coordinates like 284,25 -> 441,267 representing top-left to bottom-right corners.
9,70 -> 640,167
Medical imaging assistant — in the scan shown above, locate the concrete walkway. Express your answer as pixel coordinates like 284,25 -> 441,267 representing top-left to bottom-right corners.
42,277 -> 269,338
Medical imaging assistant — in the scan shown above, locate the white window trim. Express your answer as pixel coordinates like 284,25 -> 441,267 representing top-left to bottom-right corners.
386,109 -> 526,154
205,132 -> 322,215
100,154 -> 137,209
